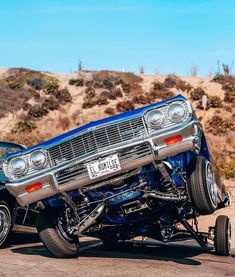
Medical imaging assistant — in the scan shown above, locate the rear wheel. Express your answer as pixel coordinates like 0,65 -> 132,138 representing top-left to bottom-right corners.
36,210 -> 80,258
0,201 -> 12,247
189,157 -> 218,215
214,215 -> 231,256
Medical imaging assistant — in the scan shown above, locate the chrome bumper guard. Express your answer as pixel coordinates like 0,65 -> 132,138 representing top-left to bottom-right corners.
6,121 -> 202,206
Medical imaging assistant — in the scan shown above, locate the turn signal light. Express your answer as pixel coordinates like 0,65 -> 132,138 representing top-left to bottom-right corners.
165,135 -> 182,145
25,182 -> 42,193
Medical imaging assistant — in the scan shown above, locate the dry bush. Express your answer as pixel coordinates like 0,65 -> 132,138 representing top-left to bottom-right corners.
104,107 -> 116,116
132,94 -> 153,105
164,75 -> 192,91
28,104 -> 48,118
206,115 -> 234,135
43,78 -> 59,95
85,87 -> 96,99
11,119 -> 37,134
116,101 -> 135,113
197,96 -> 223,110
223,159 -> 235,179
149,82 -> 174,100
27,78 -> 44,90
190,87 -> 206,101
82,99 -> 97,109
43,96 -> 59,111
222,85 -> 235,103
56,88 -> 72,104
0,85 -> 34,118
68,78 -> 84,86
22,102 -> 32,111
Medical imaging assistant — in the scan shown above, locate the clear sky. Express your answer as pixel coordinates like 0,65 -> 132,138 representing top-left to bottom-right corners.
0,0 -> 235,75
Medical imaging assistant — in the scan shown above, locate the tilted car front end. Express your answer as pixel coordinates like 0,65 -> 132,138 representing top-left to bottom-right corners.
3,95 -> 202,206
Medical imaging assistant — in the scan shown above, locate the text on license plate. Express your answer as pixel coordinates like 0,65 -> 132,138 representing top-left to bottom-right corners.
86,154 -> 121,179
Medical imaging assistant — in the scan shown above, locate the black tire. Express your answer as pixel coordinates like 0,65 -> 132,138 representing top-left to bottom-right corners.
189,157 -> 218,215
36,210 -> 80,258
0,201 -> 12,247
214,215 -> 231,256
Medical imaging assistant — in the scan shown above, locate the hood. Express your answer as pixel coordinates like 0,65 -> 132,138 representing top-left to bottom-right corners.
5,94 -> 187,159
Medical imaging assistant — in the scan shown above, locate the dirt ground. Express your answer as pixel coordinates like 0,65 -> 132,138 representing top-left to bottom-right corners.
0,181 -> 234,277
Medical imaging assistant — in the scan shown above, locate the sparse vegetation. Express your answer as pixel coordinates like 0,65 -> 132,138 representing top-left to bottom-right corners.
206,115 -> 234,135
11,119 -> 37,133
116,100 -> 135,112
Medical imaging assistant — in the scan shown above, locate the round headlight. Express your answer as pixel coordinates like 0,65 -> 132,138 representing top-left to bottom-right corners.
10,158 -> 27,176
168,103 -> 186,122
146,110 -> 165,128
30,151 -> 47,169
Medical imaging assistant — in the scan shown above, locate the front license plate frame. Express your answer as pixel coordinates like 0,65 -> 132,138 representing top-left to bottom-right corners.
86,154 -> 121,179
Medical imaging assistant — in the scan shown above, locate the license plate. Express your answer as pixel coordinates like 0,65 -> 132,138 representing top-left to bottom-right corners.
86,154 -> 121,179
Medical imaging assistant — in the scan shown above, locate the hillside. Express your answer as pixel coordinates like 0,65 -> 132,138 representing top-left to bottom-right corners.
0,68 -> 234,180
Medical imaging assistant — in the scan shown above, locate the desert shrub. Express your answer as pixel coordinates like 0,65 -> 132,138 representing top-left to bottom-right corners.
121,83 -> 131,94
0,85 -> 34,118
190,87 -> 206,101
100,90 -> 110,98
29,104 -> 48,118
206,115 -> 234,135
197,96 -> 223,110
103,79 -> 114,90
22,102 -> 32,111
116,101 -> 135,113
43,96 -> 59,111
132,94 -> 153,105
164,77 -> 176,88
104,107 -> 116,115
56,88 -> 72,104
33,92 -> 41,101
85,87 -> 96,99
107,88 -> 123,100
82,100 -> 97,109
5,77 -> 22,90
222,84 -> 235,103
149,82 -> 174,100
11,119 -> 37,133
164,75 -> 192,91
44,78 -> 59,95
68,78 -> 84,86
27,78 -> 44,90
96,95 -> 109,105
223,159 -> 235,179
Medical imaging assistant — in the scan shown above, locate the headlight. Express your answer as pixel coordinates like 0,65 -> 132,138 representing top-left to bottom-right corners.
146,110 -> 165,128
168,103 -> 186,122
10,158 -> 27,176
30,151 -> 47,169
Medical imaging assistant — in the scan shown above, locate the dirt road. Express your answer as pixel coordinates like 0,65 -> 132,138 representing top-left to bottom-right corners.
0,183 -> 234,277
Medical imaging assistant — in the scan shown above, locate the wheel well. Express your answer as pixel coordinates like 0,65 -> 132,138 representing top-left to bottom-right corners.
0,187 -> 16,211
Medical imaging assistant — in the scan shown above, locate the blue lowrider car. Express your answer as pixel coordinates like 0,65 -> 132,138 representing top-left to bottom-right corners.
0,141 -> 37,247
3,95 -> 231,257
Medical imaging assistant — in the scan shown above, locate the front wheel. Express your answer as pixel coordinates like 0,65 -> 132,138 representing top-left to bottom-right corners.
0,201 -> 12,247
36,210 -> 80,258
189,157 -> 218,215
214,215 -> 231,256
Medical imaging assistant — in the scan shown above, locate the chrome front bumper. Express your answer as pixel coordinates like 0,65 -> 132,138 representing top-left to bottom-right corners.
6,121 -> 202,206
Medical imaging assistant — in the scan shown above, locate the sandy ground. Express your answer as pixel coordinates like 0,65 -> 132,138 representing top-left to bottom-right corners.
0,181 -> 234,277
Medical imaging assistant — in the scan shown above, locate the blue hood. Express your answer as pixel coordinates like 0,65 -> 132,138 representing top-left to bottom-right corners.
6,94 -> 187,159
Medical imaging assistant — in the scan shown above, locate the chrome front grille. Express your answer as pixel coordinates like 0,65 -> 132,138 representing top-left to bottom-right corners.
56,142 -> 152,187
49,117 -> 147,167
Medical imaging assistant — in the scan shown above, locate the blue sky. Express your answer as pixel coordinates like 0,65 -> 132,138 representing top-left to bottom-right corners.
0,0 -> 235,75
